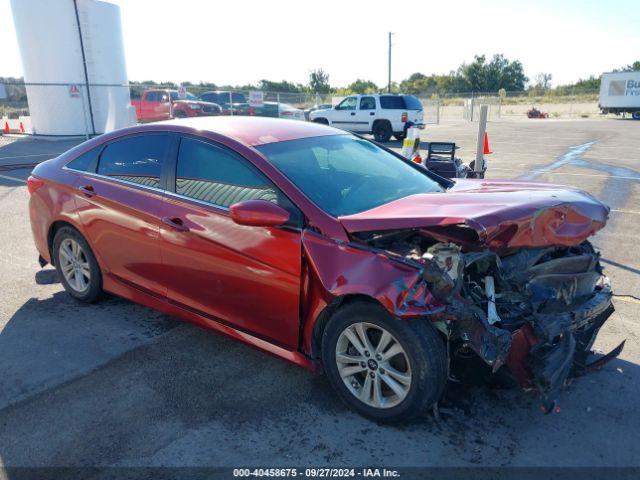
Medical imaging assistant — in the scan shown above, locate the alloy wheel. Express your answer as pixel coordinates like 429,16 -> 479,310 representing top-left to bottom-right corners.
58,238 -> 91,293
335,322 -> 412,409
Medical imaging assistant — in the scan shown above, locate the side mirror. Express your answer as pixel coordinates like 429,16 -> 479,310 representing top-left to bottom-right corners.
229,200 -> 290,227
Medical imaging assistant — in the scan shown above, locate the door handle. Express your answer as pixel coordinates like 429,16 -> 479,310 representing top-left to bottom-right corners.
162,216 -> 189,232
78,185 -> 96,197
369,112 -> 375,115
350,112 -> 356,116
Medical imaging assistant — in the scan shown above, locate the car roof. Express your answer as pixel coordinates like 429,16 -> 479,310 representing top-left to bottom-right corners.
151,116 -> 343,146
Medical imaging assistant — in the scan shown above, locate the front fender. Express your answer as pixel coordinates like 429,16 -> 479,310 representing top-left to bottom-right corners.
300,230 -> 441,355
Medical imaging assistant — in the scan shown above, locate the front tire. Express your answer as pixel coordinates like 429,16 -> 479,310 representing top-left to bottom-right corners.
321,301 -> 447,422
313,118 -> 329,125
53,226 -> 102,303
372,121 -> 392,142
632,111 -> 640,120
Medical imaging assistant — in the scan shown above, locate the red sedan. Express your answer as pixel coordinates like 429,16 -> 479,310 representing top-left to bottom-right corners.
28,117 -> 623,421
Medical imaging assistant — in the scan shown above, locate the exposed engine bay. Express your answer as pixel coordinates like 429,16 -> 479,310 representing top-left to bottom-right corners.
352,228 -> 625,412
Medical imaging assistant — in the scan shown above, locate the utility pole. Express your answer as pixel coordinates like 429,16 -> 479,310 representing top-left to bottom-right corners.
387,32 -> 393,93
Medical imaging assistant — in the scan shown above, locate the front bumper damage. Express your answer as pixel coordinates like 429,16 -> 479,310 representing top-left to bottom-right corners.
508,289 -> 622,412
349,229 -> 625,412
428,242 -> 624,412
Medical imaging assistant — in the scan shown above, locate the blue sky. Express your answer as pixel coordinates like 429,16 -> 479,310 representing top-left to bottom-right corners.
1,0 -> 639,88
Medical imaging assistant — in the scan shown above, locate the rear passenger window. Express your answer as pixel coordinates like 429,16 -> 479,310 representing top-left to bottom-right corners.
66,146 -> 100,172
402,95 -> 423,110
97,135 -> 169,188
176,137 -> 278,208
145,91 -> 158,102
360,97 -> 376,110
379,96 -> 406,109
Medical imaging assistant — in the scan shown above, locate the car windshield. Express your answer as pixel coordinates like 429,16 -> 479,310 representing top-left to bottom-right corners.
170,91 -> 197,101
256,134 -> 444,216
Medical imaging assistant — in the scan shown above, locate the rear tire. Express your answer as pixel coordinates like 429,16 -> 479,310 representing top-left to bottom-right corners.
53,226 -> 102,303
321,301 -> 447,422
372,121 -> 392,142
173,110 -> 187,119
632,111 -> 640,120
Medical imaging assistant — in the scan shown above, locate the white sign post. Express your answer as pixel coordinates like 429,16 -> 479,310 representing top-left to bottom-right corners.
248,91 -> 264,108
474,105 -> 489,176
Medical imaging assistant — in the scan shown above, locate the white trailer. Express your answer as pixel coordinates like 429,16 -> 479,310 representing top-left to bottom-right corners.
599,71 -> 640,119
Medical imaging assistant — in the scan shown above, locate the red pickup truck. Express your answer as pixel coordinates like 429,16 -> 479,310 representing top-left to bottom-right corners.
132,89 -> 222,123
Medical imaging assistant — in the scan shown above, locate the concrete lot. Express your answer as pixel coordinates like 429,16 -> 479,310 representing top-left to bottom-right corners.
0,118 -> 639,469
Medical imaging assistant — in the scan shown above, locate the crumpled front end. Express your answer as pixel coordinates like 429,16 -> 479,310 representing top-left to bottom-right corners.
458,242 -> 622,412
352,229 -> 624,412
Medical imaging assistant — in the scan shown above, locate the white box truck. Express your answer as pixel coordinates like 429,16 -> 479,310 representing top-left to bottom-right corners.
599,71 -> 640,119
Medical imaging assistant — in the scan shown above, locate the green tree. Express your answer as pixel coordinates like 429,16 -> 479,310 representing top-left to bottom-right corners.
257,79 -> 304,93
346,79 -> 379,93
528,73 -> 552,95
309,69 -> 331,93
615,60 -> 640,72
458,54 -> 527,92
552,75 -> 600,95
400,73 -> 437,94
536,73 -> 552,90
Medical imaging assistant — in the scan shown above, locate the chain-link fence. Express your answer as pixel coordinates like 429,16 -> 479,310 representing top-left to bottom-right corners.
499,90 -> 600,118
415,90 -> 601,122
0,80 -> 602,137
0,81 -> 339,137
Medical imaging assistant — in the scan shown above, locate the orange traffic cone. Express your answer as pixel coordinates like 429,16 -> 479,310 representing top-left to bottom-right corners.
483,132 -> 492,154
412,152 -> 422,164
19,122 -> 25,133
4,122 -> 9,134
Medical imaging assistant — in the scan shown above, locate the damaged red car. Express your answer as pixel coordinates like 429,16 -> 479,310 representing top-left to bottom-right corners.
28,117 -> 624,421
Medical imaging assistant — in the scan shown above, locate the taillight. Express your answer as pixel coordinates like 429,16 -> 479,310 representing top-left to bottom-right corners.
27,175 -> 44,195
249,106 -> 255,116
401,112 -> 408,123
281,111 -> 293,116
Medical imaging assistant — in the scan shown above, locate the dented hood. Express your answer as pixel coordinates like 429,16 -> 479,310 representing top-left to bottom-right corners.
338,179 -> 610,249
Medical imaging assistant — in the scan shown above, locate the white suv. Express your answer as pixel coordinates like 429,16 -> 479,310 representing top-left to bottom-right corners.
309,94 -> 424,142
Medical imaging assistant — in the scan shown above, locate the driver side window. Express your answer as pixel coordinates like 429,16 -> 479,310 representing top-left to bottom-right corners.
336,97 -> 357,111
175,137 -> 302,225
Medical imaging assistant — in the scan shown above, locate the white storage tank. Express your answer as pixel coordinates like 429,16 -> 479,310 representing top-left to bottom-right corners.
10,0 -> 135,136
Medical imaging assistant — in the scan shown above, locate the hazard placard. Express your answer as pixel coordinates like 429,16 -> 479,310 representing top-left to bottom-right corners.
68,84 -> 81,98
